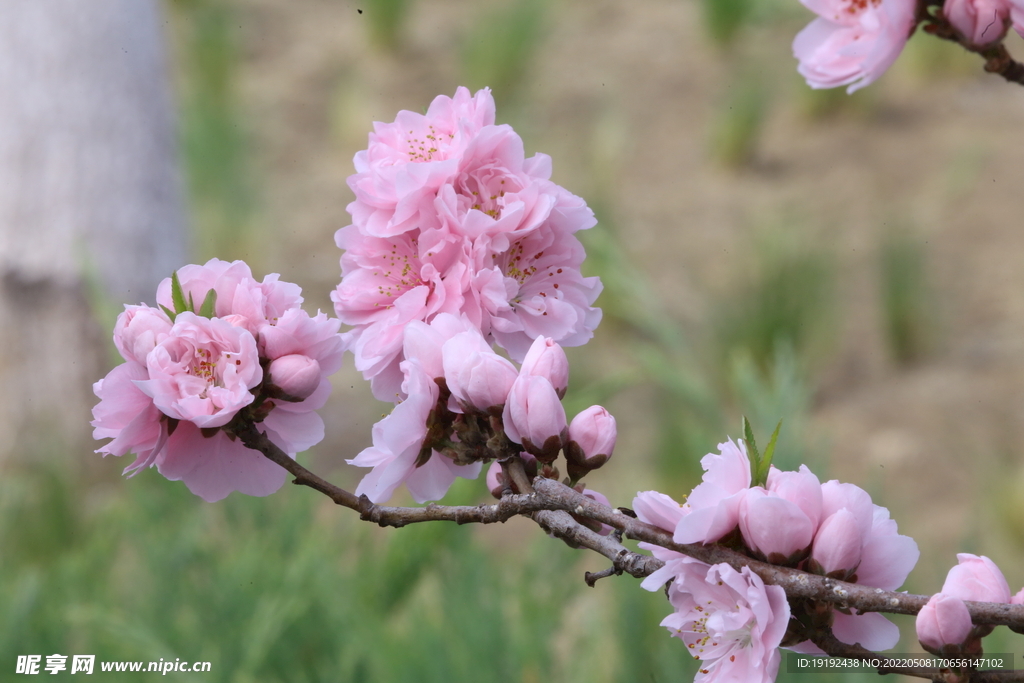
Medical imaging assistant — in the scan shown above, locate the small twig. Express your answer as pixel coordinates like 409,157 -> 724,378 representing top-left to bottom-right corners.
585,564 -> 624,587
234,421 -> 362,510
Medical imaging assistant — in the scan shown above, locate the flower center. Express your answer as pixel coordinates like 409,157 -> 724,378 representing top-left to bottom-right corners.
404,125 -> 454,163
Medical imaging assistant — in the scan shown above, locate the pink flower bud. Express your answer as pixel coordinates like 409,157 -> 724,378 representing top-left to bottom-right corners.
502,374 -> 566,462
566,405 -> 617,467
442,333 -> 518,413
113,305 -> 172,364
944,0 -> 1010,46
1012,587 -> 1024,605
520,336 -> 569,398
767,465 -> 823,529
941,554 -> 1011,603
811,509 -> 863,576
739,488 -> 816,561
916,593 -> 973,652
268,354 -> 321,401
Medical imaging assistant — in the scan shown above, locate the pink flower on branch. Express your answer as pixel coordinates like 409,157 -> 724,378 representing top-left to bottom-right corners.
916,593 -> 974,654
333,87 -> 601,399
944,0 -> 1011,46
658,560 -> 789,683
793,0 -> 916,93
93,264 -> 343,502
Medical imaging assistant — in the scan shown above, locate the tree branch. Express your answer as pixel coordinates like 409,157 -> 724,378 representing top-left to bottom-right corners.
235,424 -> 1024,629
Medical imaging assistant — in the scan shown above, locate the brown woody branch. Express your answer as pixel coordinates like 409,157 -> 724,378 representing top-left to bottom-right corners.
236,422 -> 1024,629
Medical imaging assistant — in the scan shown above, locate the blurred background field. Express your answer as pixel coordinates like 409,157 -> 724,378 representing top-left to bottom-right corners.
6,0 -> 1024,680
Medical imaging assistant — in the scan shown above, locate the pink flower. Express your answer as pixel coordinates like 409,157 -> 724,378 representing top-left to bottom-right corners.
135,313 -> 262,429
156,259 -> 303,334
659,561 -> 789,683
944,0 -> 1010,46
347,87 -> 496,238
347,359 -> 481,503
476,221 -> 602,362
941,554 -> 1011,603
113,305 -> 173,365
916,593 -> 974,653
333,88 -> 602,396
793,0 -> 916,93
502,373 -> 567,462
674,439 -> 751,545
94,265 -> 344,502
634,490 -> 692,590
518,336 -> 569,398
736,465 -> 821,562
792,479 -> 918,653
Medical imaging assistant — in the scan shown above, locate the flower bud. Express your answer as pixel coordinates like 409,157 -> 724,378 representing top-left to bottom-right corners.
944,0 -> 1009,47
565,405 -> 616,481
941,554 -> 1011,603
811,509 -> 863,577
113,305 -> 172,364
739,488 -> 815,562
268,354 -> 321,401
767,465 -> 822,530
520,336 -> 569,398
502,374 -> 566,462
916,593 -> 973,654
442,333 -> 518,413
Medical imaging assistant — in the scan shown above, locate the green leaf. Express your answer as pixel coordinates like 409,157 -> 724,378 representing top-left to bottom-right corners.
170,271 -> 188,316
754,419 -> 783,487
199,289 -> 217,318
742,415 -> 760,475
159,304 -> 177,323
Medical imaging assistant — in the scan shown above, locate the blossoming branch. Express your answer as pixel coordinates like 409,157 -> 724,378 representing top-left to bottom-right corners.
92,88 -> 1024,683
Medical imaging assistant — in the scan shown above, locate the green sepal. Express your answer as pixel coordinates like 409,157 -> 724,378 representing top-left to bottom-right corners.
742,415 -> 760,483
188,291 -> 196,313
754,419 -> 783,487
170,270 -> 188,316
159,304 -> 177,322
198,289 -> 217,318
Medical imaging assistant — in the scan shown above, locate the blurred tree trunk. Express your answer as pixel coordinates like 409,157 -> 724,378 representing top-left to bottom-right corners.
0,0 -> 188,462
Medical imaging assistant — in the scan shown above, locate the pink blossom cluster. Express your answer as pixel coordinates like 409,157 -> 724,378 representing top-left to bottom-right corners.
794,0 -> 1024,92
916,553 -> 1024,654
332,87 -> 602,401
92,259 -> 343,502
347,314 -> 616,504
633,439 -> 920,679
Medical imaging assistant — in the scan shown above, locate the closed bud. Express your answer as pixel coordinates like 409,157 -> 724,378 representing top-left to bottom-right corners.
565,405 -> 616,481
502,374 -> 567,463
810,509 -> 862,577
916,593 -> 973,654
739,488 -> 815,562
268,354 -> 321,401
942,554 -> 1011,603
944,0 -> 1009,47
520,336 -> 569,398
442,333 -> 518,413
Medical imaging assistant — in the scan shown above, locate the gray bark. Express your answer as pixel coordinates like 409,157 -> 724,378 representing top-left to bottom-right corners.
0,0 -> 188,461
